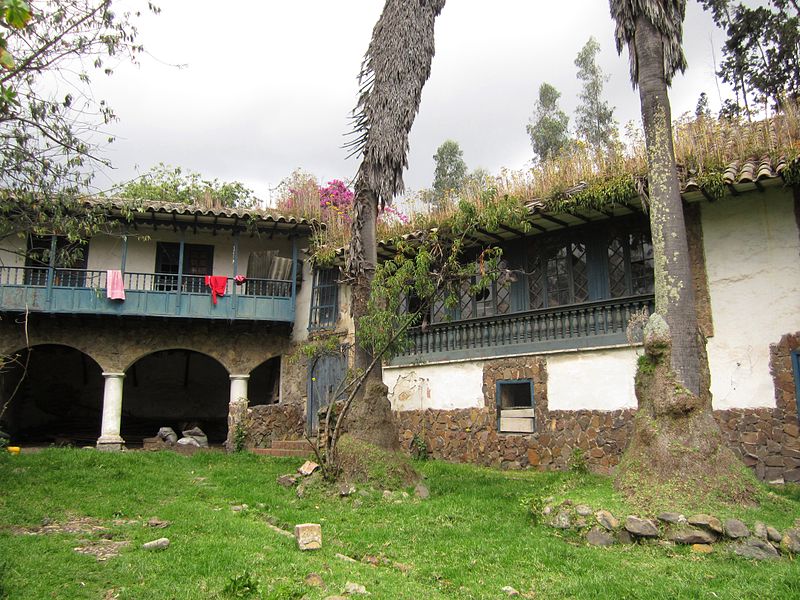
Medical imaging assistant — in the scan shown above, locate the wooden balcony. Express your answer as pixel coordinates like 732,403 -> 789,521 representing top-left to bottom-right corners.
391,294 -> 655,364
0,266 -> 296,322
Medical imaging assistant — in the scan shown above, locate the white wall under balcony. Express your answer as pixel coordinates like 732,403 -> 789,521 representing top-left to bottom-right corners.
87,230 -> 299,280
546,347 -> 638,411
0,237 -> 25,267
702,187 -> 800,410
386,361 -> 485,411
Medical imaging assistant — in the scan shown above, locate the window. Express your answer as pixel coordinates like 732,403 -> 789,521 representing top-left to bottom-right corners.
607,231 -> 654,298
528,241 -> 588,309
496,379 -> 535,433
154,242 -> 214,292
309,268 -> 339,330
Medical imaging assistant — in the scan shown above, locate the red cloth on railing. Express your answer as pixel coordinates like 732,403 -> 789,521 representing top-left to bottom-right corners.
234,275 -> 247,285
204,275 -> 227,305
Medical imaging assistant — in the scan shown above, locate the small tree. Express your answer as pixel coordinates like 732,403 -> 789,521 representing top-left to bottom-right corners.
0,1 -> 159,247
526,83 -> 570,162
117,164 -> 259,208
574,37 -> 617,150
431,139 -> 467,207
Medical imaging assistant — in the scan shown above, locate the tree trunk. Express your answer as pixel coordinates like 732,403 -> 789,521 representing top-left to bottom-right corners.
345,186 -> 399,451
635,14 -> 700,397
615,16 -> 754,506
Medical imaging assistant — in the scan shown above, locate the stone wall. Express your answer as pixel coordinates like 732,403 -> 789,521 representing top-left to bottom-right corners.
244,403 -> 305,448
395,333 -> 800,482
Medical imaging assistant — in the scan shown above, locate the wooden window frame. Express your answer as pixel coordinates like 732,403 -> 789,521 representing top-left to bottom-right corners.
308,267 -> 339,331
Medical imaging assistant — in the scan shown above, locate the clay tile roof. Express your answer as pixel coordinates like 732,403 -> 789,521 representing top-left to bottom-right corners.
85,197 -> 315,228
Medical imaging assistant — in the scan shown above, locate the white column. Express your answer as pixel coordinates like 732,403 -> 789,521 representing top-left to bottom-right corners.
226,374 -> 250,452
97,372 -> 125,451
229,374 -> 250,404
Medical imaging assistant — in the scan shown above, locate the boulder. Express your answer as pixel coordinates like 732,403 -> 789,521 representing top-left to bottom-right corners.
575,505 -> 592,517
723,519 -> 749,539
617,530 -> 635,544
344,582 -> 368,595
780,529 -> 800,555
181,426 -> 208,448
687,514 -> 723,534
753,521 -> 768,539
295,523 -> 322,550
176,437 -> 200,447
157,427 -> 178,444
595,510 -> 618,531
732,538 -> 779,560
552,510 -> 571,529
142,537 -> 170,551
586,527 -> 615,547
277,474 -> 298,488
414,483 -> 430,500
767,526 -> 783,543
668,528 -> 717,545
624,516 -> 659,538
338,483 -> 356,497
657,512 -> 685,525
298,461 -> 319,476
691,544 -> 713,554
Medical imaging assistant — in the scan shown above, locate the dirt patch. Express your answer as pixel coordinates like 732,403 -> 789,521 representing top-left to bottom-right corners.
73,539 -> 130,561
11,515 -> 109,536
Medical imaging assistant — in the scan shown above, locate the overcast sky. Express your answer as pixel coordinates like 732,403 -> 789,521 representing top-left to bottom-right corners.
89,1 -> 735,205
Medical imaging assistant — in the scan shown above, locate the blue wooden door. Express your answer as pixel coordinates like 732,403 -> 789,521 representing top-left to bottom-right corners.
307,353 -> 346,433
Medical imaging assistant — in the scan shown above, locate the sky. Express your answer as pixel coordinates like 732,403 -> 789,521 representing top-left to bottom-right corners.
88,1 -> 735,205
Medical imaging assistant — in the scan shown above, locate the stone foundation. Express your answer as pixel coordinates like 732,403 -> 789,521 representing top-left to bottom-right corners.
244,403 -> 305,448
395,406 -> 799,481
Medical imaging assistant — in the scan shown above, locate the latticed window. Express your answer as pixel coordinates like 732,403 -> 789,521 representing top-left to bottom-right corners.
529,241 -> 588,308
308,268 -> 338,330
607,231 -> 654,297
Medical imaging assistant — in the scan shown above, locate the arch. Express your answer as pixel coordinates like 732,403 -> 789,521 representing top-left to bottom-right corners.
248,355 -> 282,406
1,344 -> 104,445
122,348 -> 230,445
121,346 -> 231,375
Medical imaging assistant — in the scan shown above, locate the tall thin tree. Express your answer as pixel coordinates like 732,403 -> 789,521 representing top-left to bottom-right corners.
609,0 -> 752,503
343,0 -> 446,449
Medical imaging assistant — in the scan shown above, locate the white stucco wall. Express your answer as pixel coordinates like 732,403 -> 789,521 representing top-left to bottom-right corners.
546,347 -> 638,411
385,345 -> 639,412
702,188 -> 800,409
385,361 -> 485,411
0,236 -> 25,267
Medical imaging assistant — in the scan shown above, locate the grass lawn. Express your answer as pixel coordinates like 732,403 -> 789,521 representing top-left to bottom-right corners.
0,450 -> 798,599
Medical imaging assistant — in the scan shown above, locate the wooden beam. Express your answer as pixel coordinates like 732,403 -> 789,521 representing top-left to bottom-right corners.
499,223 -> 528,237
192,212 -> 198,235
726,183 -> 740,196
212,214 -> 219,236
537,213 -> 569,228
171,212 -> 178,232
475,227 -> 506,242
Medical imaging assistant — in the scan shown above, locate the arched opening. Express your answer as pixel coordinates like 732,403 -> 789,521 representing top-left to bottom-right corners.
123,349 -> 229,445
249,356 -> 281,406
0,344 -> 103,445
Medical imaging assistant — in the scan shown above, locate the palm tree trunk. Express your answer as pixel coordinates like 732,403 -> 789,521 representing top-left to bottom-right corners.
634,14 -> 700,397
614,15 -> 754,506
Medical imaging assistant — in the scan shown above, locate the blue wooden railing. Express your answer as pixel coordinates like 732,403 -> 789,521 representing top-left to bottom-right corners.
0,266 -> 295,322
391,294 -> 655,364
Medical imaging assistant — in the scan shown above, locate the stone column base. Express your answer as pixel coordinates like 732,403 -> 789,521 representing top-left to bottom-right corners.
96,435 -> 125,452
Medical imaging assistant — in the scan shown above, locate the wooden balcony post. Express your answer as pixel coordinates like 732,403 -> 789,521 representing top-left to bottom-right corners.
175,236 -> 185,313
232,231 -> 239,319
97,372 -> 125,451
45,235 -> 57,307
290,236 -> 298,319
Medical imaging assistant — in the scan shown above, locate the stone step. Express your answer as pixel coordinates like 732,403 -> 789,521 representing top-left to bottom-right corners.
250,447 -> 313,458
271,439 -> 316,450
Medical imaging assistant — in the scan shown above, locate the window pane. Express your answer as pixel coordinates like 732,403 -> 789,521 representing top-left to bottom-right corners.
571,243 -> 588,302
607,236 -> 627,297
629,233 -> 654,295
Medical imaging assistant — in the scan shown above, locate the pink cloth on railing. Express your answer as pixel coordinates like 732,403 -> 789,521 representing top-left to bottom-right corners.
204,275 -> 227,305
106,270 -> 126,300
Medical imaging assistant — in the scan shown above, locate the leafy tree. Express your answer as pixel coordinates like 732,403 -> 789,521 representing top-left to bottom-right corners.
431,139 -> 467,206
574,37 -> 617,149
695,91 -> 712,118
699,0 -> 800,110
610,0 -> 752,505
0,1 -> 158,248
340,0 -> 446,456
117,164 -> 258,208
526,83 -> 570,162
